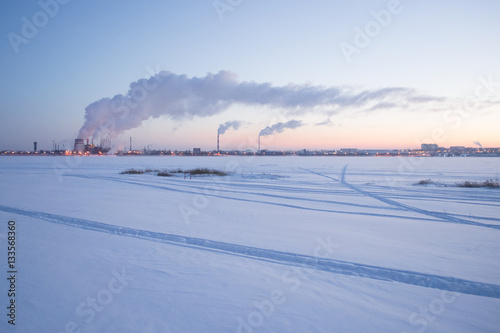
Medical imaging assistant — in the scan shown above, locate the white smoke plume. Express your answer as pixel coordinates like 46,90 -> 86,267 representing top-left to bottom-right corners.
259,120 -> 303,137
315,118 -> 334,126
77,70 -> 442,140
473,141 -> 482,148
218,120 -> 242,135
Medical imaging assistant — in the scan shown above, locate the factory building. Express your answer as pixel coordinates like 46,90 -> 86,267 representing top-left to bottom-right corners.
73,138 -> 110,155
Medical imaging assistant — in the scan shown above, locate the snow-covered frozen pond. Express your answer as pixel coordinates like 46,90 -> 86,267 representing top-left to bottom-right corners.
1,156 -> 499,332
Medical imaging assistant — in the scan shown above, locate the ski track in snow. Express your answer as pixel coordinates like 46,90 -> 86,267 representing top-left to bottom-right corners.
1,204 -> 499,299
66,174 -> 441,223
302,166 -> 500,230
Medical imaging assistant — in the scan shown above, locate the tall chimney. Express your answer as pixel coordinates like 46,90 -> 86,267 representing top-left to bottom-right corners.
33,142 -> 37,153
258,135 -> 260,152
130,137 -> 132,151
74,139 -> 85,152
217,134 -> 219,152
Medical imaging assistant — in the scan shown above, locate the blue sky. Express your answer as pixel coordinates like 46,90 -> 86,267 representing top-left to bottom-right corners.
1,0 -> 499,151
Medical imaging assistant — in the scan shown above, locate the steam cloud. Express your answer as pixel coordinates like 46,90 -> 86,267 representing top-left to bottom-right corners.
259,120 -> 303,137
77,70 -> 442,140
315,118 -> 333,126
473,141 -> 482,148
218,120 -> 242,135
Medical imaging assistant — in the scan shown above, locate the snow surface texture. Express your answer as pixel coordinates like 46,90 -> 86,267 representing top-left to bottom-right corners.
0,156 -> 499,332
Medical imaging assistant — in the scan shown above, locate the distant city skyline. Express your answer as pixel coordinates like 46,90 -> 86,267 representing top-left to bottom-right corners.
1,140 -> 498,155
1,1 -> 499,151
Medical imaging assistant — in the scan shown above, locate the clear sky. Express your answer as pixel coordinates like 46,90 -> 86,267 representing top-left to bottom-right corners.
1,0 -> 499,151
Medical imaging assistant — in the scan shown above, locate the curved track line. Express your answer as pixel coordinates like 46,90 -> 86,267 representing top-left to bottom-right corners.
67,174 -> 439,223
299,168 -> 339,182
368,184 -> 500,205
111,174 -> 399,211
303,166 -> 500,230
1,204 -> 499,299
165,175 -> 342,196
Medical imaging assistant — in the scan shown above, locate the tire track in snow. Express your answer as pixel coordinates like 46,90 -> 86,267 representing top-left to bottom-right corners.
299,168 -> 339,182
304,166 -> 500,230
67,174 -> 439,223
116,174 -> 398,211
1,204 -> 499,299
367,187 -> 500,208
167,175 -> 341,196
449,214 -> 500,223
380,195 -> 500,208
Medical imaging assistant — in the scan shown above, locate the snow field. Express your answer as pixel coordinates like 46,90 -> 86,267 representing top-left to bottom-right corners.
0,156 -> 499,332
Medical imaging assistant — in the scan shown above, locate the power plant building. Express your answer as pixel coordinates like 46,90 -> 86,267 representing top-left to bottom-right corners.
73,138 -> 110,155
74,139 -> 85,152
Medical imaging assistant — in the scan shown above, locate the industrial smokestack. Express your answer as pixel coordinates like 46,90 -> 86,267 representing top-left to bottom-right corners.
33,142 -> 37,153
74,139 -> 84,152
130,137 -> 132,151
217,120 -> 241,153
